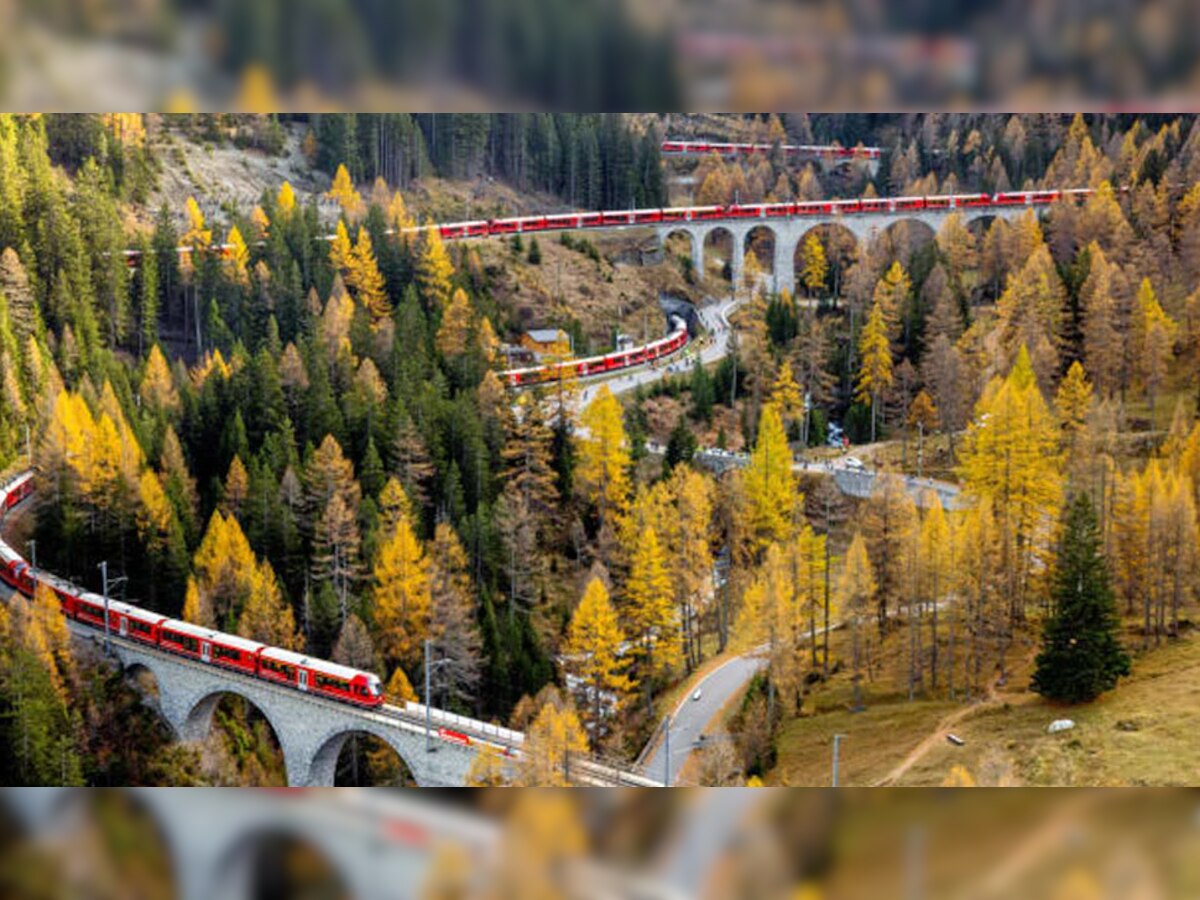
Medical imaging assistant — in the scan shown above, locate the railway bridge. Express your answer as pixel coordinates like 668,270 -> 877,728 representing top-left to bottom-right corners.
0,474 -> 658,787
657,202 -> 1028,298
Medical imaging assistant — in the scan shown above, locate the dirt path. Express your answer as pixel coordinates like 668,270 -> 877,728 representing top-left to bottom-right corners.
872,689 -> 1002,786
874,647 -> 1040,786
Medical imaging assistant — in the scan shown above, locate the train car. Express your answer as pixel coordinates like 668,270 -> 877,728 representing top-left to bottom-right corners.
0,558 -> 35,595
893,196 -> 927,211
993,191 -> 1032,205
631,209 -> 664,225
439,220 -> 489,240
157,619 -> 265,675
3,473 -> 33,510
956,193 -> 993,208
724,204 -> 764,219
259,647 -> 384,708
599,210 -> 635,226
71,591 -> 116,628
545,213 -> 584,230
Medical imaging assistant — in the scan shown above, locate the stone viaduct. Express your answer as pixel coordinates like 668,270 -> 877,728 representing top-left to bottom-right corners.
655,205 -> 1028,297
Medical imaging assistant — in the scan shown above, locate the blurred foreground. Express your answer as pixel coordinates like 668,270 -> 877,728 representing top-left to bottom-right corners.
3,1 -> 1200,109
1,788 -> 1198,899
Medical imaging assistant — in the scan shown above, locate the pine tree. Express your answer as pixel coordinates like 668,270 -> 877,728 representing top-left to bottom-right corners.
1031,494 -> 1130,703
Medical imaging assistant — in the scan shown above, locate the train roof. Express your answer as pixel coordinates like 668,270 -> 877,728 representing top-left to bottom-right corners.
260,646 -> 375,681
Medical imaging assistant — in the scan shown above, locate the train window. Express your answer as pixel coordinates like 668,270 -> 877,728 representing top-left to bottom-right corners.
315,674 -> 351,693
212,645 -> 243,662
164,631 -> 199,653
129,620 -> 152,635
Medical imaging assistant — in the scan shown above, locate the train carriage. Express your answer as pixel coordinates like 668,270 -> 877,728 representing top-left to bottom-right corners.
259,647 -> 384,707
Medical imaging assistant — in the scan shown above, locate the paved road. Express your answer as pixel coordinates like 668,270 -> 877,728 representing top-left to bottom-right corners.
643,650 -> 767,785
655,789 -> 766,897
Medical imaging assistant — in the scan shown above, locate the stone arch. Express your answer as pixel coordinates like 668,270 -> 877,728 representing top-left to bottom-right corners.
207,825 -> 358,900
662,227 -> 702,279
871,217 -> 939,273
795,221 -> 861,300
701,225 -> 736,283
181,689 -> 286,764
743,224 -> 777,287
306,723 -> 423,788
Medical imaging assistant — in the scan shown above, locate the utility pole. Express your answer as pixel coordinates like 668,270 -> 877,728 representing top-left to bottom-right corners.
99,561 -> 110,655
662,715 -> 672,786
424,638 -> 433,754
832,733 -> 845,787
27,539 -> 35,571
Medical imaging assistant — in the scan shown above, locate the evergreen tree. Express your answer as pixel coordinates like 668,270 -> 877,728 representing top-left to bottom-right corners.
1031,494 -> 1130,703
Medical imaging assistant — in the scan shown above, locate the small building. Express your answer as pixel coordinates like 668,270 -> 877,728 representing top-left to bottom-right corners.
520,328 -> 571,360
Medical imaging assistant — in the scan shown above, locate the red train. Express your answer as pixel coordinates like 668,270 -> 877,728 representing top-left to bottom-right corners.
501,316 -> 689,388
0,471 -> 384,709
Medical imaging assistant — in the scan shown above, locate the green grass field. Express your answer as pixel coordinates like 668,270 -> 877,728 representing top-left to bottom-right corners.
769,626 -> 1200,786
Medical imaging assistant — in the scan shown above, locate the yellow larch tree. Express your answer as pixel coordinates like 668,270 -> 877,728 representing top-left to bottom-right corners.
1132,277 -> 1178,418
872,260 -> 911,349
328,219 -> 353,275
516,697 -> 590,786
181,196 -> 211,276
327,163 -> 364,220
436,287 -> 473,357
277,181 -> 297,219
249,205 -> 271,241
139,344 -> 179,414
838,531 -> 877,710
771,360 -> 803,425
958,345 -> 1064,632
917,494 -> 951,693
237,561 -> 301,650
624,526 -> 681,682
563,577 -> 632,739
349,227 -> 391,323
1054,360 -> 1094,444
417,224 -> 454,309
225,225 -> 250,286
745,402 -> 798,549
800,231 -> 828,294
222,455 -> 249,519
856,299 -> 893,442
373,513 -> 432,671
577,385 -> 631,527
793,523 -> 828,668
